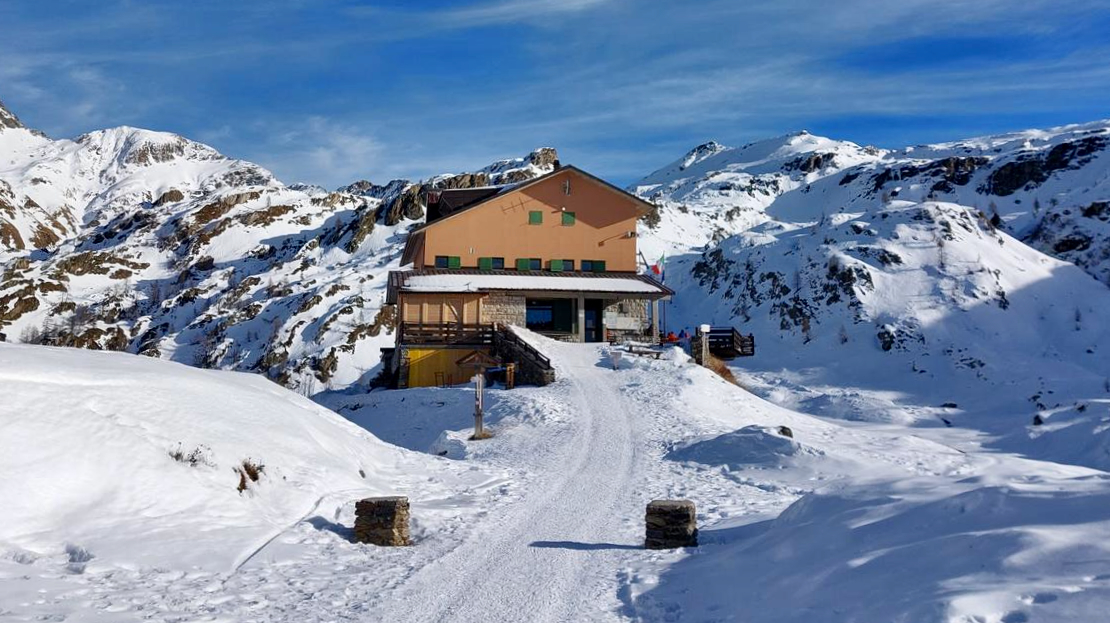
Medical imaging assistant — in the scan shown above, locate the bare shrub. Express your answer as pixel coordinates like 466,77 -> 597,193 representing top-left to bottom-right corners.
168,443 -> 213,468
704,353 -> 739,386
235,458 -> 265,493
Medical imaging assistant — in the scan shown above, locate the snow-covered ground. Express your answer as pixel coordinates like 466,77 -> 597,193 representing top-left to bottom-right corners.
6,335 -> 1110,622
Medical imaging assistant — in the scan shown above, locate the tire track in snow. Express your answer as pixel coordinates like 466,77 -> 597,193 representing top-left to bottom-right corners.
370,345 -> 643,622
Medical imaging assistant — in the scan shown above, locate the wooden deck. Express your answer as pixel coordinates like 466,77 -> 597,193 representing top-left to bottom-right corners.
706,327 -> 755,359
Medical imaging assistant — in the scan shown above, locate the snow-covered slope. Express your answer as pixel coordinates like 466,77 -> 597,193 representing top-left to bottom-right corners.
634,124 -> 1110,470
0,98 -> 556,394
0,342 -> 494,574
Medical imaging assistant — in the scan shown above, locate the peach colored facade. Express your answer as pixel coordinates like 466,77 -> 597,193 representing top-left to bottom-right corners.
409,169 -> 644,272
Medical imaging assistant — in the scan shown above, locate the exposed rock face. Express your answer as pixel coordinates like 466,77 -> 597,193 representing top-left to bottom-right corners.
0,99 -> 24,130
982,136 -> 1108,196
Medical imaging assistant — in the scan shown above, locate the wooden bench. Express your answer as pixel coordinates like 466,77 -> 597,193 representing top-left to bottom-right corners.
626,347 -> 663,359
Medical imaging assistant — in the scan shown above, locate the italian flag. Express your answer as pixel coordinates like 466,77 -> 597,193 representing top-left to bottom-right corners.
651,253 -> 665,282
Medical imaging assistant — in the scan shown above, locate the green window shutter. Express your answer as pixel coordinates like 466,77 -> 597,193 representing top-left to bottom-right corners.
561,211 -> 576,226
448,256 -> 461,269
478,257 -> 493,271
593,260 -> 606,272
549,259 -> 564,272
516,258 -> 531,271
528,210 -> 543,225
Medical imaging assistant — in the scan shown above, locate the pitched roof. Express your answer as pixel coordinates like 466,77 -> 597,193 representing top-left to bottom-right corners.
410,165 -> 656,234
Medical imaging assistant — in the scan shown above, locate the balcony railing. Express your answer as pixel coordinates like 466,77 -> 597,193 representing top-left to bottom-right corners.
399,322 -> 496,346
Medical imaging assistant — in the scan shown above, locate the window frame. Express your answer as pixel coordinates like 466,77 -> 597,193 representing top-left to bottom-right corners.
561,211 -> 576,226
528,210 -> 544,225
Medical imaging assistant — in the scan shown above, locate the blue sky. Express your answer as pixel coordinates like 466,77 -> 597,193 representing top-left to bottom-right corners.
2,0 -> 1109,187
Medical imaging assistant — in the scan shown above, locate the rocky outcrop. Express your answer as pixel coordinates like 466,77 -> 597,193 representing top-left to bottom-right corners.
0,98 -> 24,130
982,136 -> 1108,196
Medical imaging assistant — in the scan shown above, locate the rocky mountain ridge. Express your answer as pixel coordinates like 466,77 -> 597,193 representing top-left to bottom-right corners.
0,99 -> 556,392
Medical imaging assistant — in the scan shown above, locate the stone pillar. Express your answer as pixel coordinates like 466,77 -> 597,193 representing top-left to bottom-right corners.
355,496 -> 411,546
645,499 -> 697,549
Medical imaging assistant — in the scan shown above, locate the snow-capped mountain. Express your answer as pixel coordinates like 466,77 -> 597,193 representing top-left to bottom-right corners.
634,122 -> 1110,285
633,123 -> 1110,471
0,98 -> 556,392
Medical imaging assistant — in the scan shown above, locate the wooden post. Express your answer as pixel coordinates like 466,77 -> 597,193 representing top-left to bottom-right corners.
697,324 -> 711,366
505,363 -> 516,390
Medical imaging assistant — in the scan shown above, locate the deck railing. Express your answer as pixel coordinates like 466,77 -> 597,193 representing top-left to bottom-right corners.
399,322 -> 496,345
706,327 -> 756,358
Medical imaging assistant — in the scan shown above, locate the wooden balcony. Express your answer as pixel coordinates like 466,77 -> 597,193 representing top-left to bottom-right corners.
399,322 -> 496,346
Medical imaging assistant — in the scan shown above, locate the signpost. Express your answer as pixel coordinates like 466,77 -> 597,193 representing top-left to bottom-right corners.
472,373 -> 486,439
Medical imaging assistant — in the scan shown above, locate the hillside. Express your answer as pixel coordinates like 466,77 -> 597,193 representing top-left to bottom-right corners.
0,98 -> 556,393
632,125 -> 1110,474
0,342 -> 495,575
5,336 -> 1110,622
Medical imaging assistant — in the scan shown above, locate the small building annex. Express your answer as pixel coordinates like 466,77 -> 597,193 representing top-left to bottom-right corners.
384,164 -> 672,388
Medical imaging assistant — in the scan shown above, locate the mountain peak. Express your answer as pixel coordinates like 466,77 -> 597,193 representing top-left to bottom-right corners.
0,98 -> 26,130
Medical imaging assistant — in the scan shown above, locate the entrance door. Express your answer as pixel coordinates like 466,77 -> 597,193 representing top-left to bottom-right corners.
583,299 -> 605,342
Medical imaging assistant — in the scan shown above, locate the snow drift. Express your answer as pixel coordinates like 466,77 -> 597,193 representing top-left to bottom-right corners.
0,343 -> 454,572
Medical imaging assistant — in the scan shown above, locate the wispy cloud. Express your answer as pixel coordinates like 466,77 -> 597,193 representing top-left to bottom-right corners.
2,0 -> 1108,187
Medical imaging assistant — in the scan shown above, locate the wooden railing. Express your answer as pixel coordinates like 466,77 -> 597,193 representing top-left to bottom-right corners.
399,322 -> 495,345
706,327 -> 756,359
495,326 -> 552,370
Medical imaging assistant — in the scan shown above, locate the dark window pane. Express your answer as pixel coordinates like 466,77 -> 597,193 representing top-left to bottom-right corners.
434,256 -> 449,268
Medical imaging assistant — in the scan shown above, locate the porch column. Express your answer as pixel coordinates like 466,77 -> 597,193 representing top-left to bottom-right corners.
651,299 -> 660,343
577,295 -> 586,342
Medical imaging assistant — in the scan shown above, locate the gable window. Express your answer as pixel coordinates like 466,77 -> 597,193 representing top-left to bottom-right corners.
561,211 -> 576,226
435,255 -> 461,269
528,210 -> 544,225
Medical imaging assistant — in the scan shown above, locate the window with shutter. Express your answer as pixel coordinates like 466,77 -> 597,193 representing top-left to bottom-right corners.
561,211 -> 576,226
447,256 -> 461,269
516,258 -> 531,271
549,259 -> 564,272
593,260 -> 606,272
478,257 -> 493,271
528,211 -> 543,225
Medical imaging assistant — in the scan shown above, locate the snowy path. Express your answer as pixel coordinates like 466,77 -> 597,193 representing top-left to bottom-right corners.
370,344 -> 644,622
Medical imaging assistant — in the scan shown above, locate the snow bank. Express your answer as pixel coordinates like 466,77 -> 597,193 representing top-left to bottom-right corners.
668,425 -> 821,468
635,473 -> 1110,623
0,343 -> 442,572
